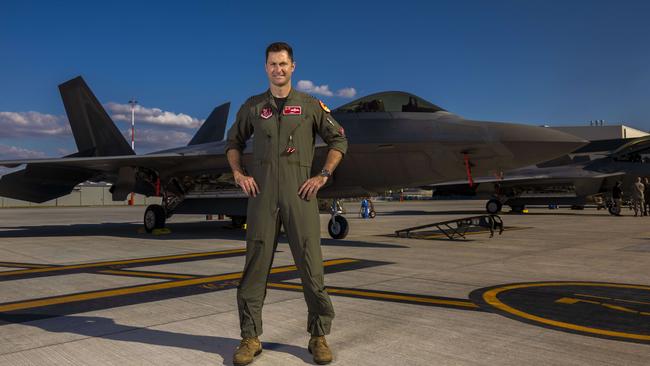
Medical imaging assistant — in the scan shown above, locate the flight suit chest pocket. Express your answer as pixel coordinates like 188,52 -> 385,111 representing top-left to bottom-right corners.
252,115 -> 275,161
282,116 -> 311,167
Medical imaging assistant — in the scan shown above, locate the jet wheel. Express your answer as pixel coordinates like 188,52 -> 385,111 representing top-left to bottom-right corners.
608,205 -> 621,216
486,199 -> 502,214
328,215 -> 349,239
144,204 -> 166,233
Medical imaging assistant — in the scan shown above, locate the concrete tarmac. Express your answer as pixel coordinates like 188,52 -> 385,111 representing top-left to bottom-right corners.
0,200 -> 648,365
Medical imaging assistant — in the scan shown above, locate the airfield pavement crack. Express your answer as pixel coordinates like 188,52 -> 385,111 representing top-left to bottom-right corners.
0,246 -> 52,264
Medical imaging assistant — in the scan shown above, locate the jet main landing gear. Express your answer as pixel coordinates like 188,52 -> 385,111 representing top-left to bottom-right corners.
143,178 -> 183,233
144,204 -> 166,233
485,199 -> 502,214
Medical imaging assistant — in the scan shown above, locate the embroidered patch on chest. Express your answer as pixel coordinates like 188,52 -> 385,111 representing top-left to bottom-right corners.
283,106 -> 302,115
260,107 -> 273,119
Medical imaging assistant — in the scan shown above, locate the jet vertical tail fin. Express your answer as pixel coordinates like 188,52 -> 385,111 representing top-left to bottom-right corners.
0,76 -> 135,203
58,76 -> 135,156
188,102 -> 230,146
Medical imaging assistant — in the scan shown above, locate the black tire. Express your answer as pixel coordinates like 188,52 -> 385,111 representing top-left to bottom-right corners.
144,204 -> 166,233
231,216 -> 247,228
486,199 -> 502,214
608,205 -> 621,216
328,215 -> 349,239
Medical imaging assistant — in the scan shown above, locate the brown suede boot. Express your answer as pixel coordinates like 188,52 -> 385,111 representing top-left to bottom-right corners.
233,337 -> 262,366
308,335 -> 333,365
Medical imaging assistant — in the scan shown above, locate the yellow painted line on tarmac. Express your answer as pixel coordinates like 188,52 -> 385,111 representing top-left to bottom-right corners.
483,282 -> 650,341
0,259 -> 357,313
556,297 -> 650,316
0,263 -> 54,269
267,282 -> 478,309
574,293 -> 650,306
0,248 -> 247,277
98,270 -> 198,280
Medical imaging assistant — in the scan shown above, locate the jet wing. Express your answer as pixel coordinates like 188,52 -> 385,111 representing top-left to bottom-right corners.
428,169 -> 625,188
0,153 -> 230,173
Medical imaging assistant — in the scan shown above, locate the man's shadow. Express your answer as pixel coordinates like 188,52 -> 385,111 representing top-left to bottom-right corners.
20,315 -> 313,365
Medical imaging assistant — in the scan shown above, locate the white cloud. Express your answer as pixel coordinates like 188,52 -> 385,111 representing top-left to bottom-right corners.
0,111 -> 70,137
122,128 -> 192,152
0,144 -> 47,159
106,102 -> 203,129
297,80 -> 357,98
296,80 -> 334,97
336,87 -> 357,98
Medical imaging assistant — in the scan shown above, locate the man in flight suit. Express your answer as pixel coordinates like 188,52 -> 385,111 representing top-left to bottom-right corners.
225,42 -> 348,365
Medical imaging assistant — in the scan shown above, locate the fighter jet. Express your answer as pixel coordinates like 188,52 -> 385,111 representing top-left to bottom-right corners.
0,77 -> 585,238
429,137 -> 650,215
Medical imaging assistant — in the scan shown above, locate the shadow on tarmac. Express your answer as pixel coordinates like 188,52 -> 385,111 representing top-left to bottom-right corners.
14,315 -> 314,365
0,221 -> 408,248
381,209 -> 614,218
378,210 -> 486,216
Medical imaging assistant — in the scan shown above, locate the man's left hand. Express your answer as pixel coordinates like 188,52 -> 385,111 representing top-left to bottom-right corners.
298,175 -> 328,200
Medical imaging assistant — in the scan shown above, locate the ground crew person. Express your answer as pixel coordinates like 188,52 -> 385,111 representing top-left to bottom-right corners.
225,42 -> 348,366
633,177 -> 644,217
612,181 -> 623,216
643,177 -> 650,216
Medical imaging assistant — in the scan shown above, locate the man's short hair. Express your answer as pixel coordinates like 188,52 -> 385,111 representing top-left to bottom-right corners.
266,42 -> 294,62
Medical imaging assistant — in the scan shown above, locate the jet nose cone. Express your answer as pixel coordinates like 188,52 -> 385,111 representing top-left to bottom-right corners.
490,123 -> 588,167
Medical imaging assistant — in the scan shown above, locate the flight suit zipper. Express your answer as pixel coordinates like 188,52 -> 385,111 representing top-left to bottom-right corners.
277,105 -> 282,217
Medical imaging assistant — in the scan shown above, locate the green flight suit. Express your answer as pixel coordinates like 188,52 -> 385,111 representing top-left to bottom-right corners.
226,88 -> 348,338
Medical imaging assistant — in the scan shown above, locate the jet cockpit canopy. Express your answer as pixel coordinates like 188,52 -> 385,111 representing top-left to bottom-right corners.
334,91 -> 445,114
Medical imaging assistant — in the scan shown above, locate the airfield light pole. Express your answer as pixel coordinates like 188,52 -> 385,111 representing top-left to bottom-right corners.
129,98 -> 138,151
128,98 -> 137,206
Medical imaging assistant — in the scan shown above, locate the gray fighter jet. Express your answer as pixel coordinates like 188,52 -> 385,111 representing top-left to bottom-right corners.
0,77 -> 585,238
429,137 -> 650,215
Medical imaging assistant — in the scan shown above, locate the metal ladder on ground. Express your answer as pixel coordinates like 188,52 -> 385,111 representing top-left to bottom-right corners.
395,214 -> 504,240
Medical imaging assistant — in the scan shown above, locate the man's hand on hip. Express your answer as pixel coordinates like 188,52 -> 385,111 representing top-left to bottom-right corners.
234,171 -> 260,197
298,176 -> 328,200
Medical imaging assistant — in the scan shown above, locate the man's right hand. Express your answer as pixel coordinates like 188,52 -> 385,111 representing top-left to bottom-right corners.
234,171 -> 260,197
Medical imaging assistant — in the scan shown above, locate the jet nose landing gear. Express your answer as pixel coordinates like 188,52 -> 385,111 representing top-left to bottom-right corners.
328,215 -> 349,239
328,199 -> 349,239
144,204 -> 166,233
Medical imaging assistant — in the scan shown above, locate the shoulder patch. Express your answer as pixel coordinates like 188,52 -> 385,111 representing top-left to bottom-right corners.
319,100 -> 331,113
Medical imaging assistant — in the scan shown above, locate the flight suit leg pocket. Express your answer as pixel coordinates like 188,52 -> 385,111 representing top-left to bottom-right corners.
301,237 -> 335,335
301,238 -> 324,287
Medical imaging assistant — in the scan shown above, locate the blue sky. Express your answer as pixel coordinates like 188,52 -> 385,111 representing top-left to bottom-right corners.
1,0 -> 649,159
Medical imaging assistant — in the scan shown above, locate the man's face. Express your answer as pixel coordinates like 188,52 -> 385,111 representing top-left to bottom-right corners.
265,50 -> 295,88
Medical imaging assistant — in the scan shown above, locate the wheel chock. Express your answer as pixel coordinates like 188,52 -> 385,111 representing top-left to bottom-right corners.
152,228 -> 172,235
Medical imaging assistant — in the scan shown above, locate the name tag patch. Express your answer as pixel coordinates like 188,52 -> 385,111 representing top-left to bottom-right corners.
283,105 -> 302,115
